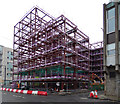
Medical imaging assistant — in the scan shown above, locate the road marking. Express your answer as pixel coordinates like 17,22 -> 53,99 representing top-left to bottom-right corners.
41,101 -> 46,102
80,97 -> 88,100
18,96 -> 22,97
12,94 -> 25,98
13,95 -> 22,98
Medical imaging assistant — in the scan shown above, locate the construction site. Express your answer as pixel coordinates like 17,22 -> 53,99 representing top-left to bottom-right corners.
90,41 -> 103,79
13,6 -> 104,92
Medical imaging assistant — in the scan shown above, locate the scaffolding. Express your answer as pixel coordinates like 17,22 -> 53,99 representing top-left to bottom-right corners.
90,41 -> 103,79
13,7 -> 90,90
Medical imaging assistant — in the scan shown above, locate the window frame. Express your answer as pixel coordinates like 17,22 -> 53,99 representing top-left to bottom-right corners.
107,49 -> 115,56
107,7 -> 115,34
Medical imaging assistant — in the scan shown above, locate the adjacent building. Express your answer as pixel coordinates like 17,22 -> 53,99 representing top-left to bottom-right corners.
0,45 -> 13,86
104,1 -> 120,100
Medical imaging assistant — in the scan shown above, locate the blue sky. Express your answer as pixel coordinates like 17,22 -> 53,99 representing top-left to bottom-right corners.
0,0 -> 109,48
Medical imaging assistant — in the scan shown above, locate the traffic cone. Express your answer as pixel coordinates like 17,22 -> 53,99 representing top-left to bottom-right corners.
94,90 -> 98,99
89,91 -> 94,98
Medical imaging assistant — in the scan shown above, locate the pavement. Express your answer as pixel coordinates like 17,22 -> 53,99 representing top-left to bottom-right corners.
99,94 -> 120,101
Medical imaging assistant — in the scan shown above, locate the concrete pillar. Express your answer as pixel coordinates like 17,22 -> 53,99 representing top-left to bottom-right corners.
115,2 -> 120,100
116,73 -> 120,100
103,3 -> 107,73
103,4 -> 107,95
115,2 -> 119,71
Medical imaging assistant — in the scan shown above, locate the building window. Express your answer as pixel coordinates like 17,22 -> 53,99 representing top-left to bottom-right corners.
110,72 -> 115,78
11,58 -> 13,60
7,73 -> 11,77
11,52 -> 13,55
107,8 -> 115,34
0,71 -> 1,75
107,32 -> 115,44
11,68 -> 13,71
107,49 -> 115,56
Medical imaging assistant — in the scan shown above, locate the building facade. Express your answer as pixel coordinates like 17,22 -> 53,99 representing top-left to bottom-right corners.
104,2 -> 120,100
0,45 -> 13,86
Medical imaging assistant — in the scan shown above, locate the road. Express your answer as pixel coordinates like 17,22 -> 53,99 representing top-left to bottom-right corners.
1,90 -> 118,103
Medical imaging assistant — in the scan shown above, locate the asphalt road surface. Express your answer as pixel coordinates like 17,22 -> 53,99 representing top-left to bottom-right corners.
1,90 -> 118,103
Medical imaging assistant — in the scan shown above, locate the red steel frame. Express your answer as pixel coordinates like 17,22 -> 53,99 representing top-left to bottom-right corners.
13,6 -> 91,90
90,41 -> 103,79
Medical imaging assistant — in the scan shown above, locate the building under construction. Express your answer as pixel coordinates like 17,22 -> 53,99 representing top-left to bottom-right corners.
13,6 -> 103,91
90,41 -> 103,80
